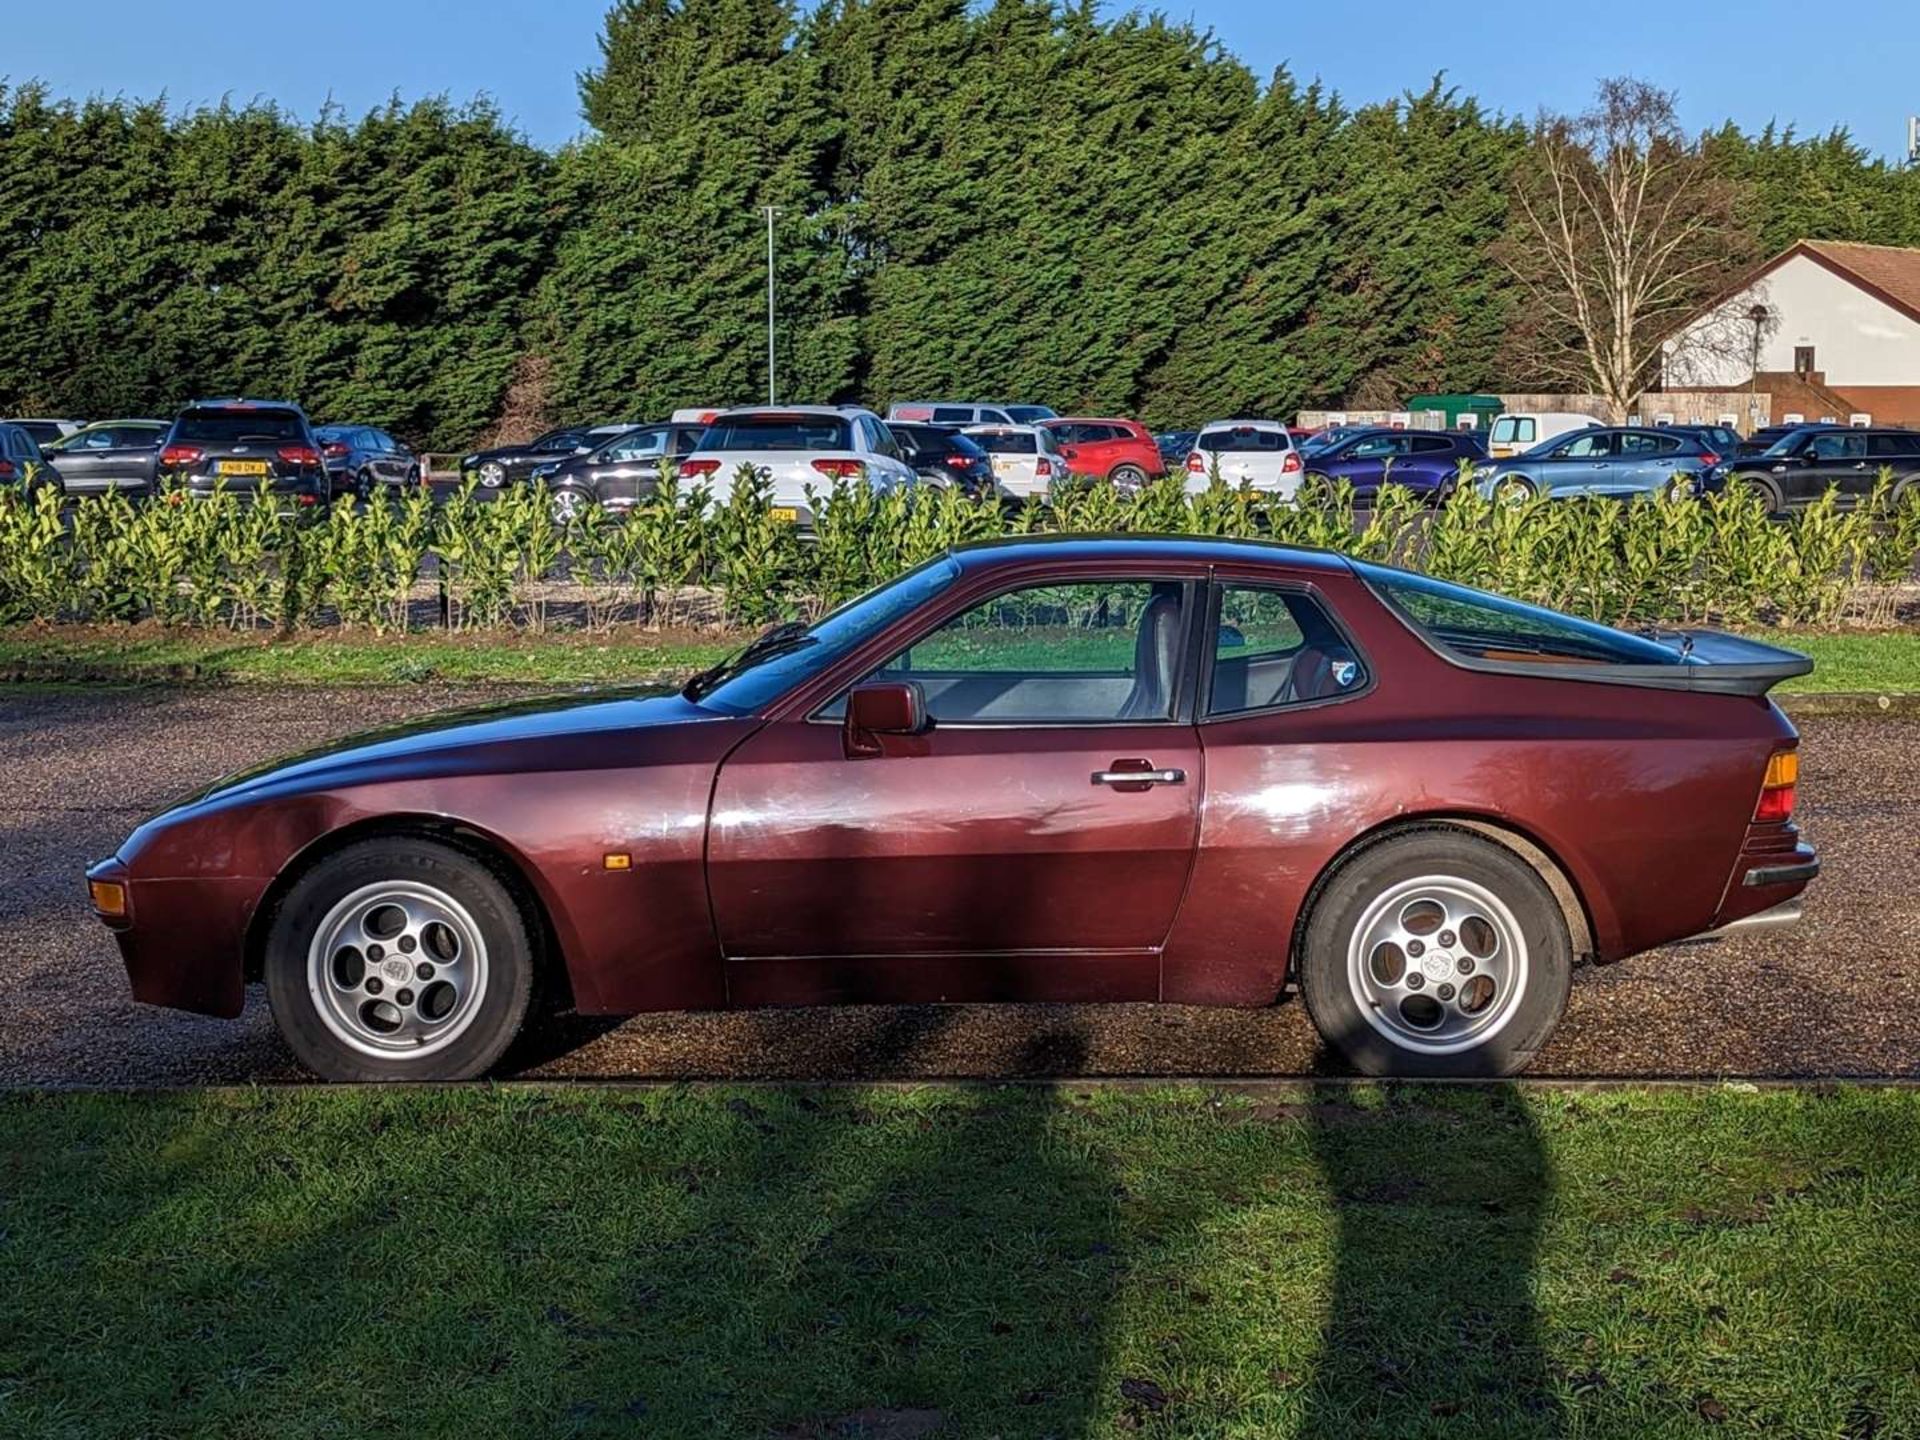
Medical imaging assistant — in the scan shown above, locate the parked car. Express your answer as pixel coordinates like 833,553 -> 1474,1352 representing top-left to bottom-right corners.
888,422 -> 995,497
1658,422 -> 1743,459
1298,425 -> 1379,457
88,534 -> 1816,1082
39,419 -> 168,495
0,422 -> 55,494
1184,420 -> 1304,497
962,423 -> 1071,499
529,420 -> 709,521
1733,422 -> 1847,459
314,425 -> 421,500
1487,411 -> 1593,459
1,418 -> 84,446
679,406 -> 919,530
1300,427 -> 1488,503
156,399 -> 328,506
1040,417 -> 1163,487
1472,427 -> 1727,501
1726,426 -> 1920,516
459,424 -> 639,490
1154,430 -> 1198,471
887,402 -> 1056,427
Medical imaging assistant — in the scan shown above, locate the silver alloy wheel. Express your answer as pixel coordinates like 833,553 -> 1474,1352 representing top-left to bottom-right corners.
1345,873 -> 1529,1055
478,461 -> 506,488
551,488 -> 585,523
306,880 -> 490,1060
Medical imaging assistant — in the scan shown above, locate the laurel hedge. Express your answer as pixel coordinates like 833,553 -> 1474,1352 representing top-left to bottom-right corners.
2,468 -> 1916,636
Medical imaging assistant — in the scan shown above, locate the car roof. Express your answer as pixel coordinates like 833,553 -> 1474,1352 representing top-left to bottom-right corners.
1043,416 -> 1138,425
180,398 -> 305,412
962,423 -> 1045,436
1199,418 -> 1286,430
948,533 -> 1353,576
715,405 -> 868,419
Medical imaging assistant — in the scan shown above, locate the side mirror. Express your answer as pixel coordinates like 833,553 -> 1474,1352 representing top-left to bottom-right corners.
1059,444 -> 1080,460
845,680 -> 930,757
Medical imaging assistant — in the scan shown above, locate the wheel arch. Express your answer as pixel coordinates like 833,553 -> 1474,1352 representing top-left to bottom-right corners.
1288,813 -> 1597,988
242,812 -> 572,1007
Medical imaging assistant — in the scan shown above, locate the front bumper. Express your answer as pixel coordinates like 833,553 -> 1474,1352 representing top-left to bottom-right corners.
86,855 -> 257,1017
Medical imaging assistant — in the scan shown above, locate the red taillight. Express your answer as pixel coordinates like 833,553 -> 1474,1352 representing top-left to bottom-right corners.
679,459 -> 721,479
160,444 -> 203,468
1700,451 -> 1721,467
1282,451 -> 1303,473
322,442 -> 350,458
0,459 -> 13,479
296,494 -> 319,507
1035,458 -> 1053,478
1186,451 -> 1206,474
811,458 -> 864,479
1754,750 -> 1798,824
278,445 -> 321,467
943,454 -> 974,468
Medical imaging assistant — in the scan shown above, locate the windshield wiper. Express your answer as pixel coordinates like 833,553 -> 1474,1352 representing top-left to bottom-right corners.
682,620 -> 815,701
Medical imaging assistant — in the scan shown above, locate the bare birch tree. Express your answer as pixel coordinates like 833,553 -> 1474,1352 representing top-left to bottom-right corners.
1497,79 -> 1753,421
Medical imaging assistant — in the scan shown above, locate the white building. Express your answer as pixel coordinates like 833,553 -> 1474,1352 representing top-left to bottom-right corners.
1662,239 -> 1920,427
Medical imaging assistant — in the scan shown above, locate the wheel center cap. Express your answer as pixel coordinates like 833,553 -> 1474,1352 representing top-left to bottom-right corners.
383,958 -> 411,984
1422,952 -> 1453,982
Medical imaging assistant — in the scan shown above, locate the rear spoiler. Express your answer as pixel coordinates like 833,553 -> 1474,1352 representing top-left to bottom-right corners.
1629,629 -> 1813,696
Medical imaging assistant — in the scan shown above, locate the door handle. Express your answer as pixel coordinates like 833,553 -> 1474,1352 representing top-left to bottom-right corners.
1092,767 -> 1185,787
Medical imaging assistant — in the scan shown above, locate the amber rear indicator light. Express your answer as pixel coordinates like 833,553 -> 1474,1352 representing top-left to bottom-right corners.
89,879 -> 127,917
1755,749 -> 1799,824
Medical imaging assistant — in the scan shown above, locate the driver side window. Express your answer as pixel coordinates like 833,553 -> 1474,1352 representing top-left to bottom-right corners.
860,580 -> 1189,724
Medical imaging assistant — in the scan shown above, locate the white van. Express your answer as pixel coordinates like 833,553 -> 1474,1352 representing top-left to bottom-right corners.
1487,411 -> 1594,459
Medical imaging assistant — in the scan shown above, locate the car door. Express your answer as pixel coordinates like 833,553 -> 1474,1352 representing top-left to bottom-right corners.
1613,430 -> 1682,492
706,575 -> 1205,1005
44,427 -> 114,492
1538,429 -> 1613,493
1320,433 -> 1397,496
1800,431 -> 1869,503
587,426 -> 669,505
1397,434 -> 1462,496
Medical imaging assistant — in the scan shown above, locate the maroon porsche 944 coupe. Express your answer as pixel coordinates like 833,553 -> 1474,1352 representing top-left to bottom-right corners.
89,536 -> 1817,1080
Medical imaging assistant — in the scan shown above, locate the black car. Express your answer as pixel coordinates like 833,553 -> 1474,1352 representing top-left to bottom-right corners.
889,422 -> 994,495
528,421 -> 709,520
1656,423 -> 1742,462
315,425 -> 420,499
1727,426 -> 1920,515
157,400 -> 328,506
1733,421 -> 1846,459
40,419 -> 168,495
0,422 -> 54,494
459,424 -> 642,491
1,418 -> 84,447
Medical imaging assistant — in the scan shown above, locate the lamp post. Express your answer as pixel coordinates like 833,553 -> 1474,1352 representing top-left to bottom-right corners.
1746,302 -> 1769,430
762,205 -> 780,406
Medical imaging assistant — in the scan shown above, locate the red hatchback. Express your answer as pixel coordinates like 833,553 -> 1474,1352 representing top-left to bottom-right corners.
1041,418 -> 1164,487
89,537 -> 1816,1082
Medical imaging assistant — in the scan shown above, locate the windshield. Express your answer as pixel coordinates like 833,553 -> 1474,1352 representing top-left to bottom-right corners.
694,556 -> 962,714
698,415 -> 852,451
1003,405 -> 1056,423
1761,430 -> 1816,457
1359,564 -> 1685,667
173,410 -> 305,444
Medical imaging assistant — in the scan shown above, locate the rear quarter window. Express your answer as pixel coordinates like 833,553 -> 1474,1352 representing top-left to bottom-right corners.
1359,565 -> 1684,668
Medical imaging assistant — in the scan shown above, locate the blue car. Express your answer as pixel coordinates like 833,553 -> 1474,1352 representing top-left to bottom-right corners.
1300,427 -> 1487,502
1472,426 -> 1726,501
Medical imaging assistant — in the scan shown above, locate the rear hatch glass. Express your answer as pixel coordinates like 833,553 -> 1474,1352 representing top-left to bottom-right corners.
1361,566 -> 1684,667
1201,427 -> 1287,452
174,410 -> 306,445
700,416 -> 852,451
971,432 -> 1038,454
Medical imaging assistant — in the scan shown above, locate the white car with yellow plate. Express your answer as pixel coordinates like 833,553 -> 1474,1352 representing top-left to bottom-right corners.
678,406 -> 918,530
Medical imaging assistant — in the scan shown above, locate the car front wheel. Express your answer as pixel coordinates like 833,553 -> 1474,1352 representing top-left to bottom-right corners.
264,838 -> 536,1082
1299,830 -> 1572,1077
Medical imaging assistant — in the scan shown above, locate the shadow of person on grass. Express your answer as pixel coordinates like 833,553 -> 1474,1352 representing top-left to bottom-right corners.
1300,1077 -> 1565,1436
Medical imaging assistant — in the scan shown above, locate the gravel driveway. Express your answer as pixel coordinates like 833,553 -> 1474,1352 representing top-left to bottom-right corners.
1,684 -> 1912,1085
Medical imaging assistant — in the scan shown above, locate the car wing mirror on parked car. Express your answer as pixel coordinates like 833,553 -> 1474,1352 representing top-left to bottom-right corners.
845,681 -> 932,757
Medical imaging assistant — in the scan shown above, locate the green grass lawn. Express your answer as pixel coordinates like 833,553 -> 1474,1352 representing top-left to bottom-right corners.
2,1084 -> 1915,1438
0,624 -> 1914,693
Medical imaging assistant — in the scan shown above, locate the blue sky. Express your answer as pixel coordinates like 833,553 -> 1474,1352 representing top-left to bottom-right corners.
5,0 -> 1915,158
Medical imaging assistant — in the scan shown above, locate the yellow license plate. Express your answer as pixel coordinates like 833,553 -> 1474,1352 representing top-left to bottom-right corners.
770,506 -> 799,523
219,460 -> 269,476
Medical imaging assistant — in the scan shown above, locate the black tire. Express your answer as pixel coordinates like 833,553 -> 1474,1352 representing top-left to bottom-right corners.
1298,829 -> 1572,1078
1494,475 -> 1536,502
264,837 -> 536,1082
1738,474 -> 1784,519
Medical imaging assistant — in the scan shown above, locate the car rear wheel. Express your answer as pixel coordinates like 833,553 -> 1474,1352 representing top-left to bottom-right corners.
1740,474 -> 1785,519
1109,464 -> 1148,488
1299,830 -> 1572,1077
264,838 -> 536,1082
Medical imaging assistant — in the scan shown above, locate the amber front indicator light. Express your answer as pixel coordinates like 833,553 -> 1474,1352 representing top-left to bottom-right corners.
89,880 -> 127,917
1754,750 -> 1799,824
